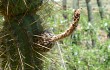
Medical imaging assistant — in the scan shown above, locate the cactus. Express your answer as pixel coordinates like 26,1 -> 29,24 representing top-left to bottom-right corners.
0,0 -> 45,70
0,0 -> 80,69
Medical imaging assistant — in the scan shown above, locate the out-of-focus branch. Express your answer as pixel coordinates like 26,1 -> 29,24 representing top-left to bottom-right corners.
50,9 -> 80,42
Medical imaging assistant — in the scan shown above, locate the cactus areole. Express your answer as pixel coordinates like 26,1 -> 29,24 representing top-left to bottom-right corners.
0,0 -> 80,70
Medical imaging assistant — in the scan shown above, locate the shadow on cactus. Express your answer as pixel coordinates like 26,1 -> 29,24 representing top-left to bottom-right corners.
0,0 -> 80,70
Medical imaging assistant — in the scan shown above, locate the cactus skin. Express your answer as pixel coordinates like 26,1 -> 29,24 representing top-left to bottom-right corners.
0,0 -> 50,70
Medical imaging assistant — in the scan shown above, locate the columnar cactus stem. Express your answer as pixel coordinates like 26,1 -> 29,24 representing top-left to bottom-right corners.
0,0 -> 44,70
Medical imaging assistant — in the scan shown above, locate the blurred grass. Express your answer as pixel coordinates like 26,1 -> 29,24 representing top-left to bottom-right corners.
42,2 -> 110,69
